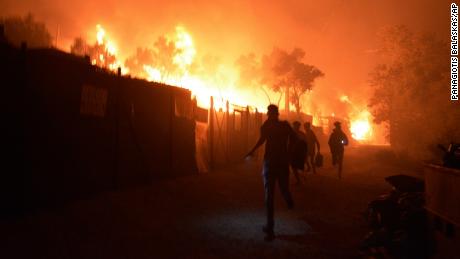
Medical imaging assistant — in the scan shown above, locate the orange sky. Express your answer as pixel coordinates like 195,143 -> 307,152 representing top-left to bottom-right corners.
0,0 -> 451,119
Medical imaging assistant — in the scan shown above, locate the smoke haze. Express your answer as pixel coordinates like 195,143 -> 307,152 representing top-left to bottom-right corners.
0,0 -> 452,145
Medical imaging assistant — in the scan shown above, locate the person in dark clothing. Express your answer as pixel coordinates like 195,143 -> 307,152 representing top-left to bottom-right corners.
246,104 -> 296,241
328,121 -> 349,179
291,121 -> 308,184
303,122 -> 320,174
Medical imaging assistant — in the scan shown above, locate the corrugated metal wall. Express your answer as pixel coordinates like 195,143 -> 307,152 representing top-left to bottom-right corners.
0,44 -> 197,214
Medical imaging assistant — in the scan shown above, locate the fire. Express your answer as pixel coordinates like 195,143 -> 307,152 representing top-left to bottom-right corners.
135,26 -> 264,111
172,26 -> 196,69
91,24 -> 128,74
84,25 -> 293,113
142,26 -> 197,84
350,110 -> 373,141
143,65 -> 162,82
96,24 -> 117,55
338,95 -> 374,141
76,23 -> 387,144
340,95 -> 350,103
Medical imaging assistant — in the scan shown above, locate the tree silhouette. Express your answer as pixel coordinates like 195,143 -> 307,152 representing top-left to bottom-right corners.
261,47 -> 324,115
369,25 -> 460,159
124,47 -> 154,78
124,35 -> 186,82
70,37 -> 89,56
1,13 -> 52,48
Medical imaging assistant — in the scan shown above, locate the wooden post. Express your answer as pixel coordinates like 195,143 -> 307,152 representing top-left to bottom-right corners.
113,67 -> 121,190
209,96 -> 214,170
226,100 -> 230,163
192,97 -> 197,120
245,106 -> 250,152
169,88 -> 174,177
285,86 -> 290,114
254,108 -> 258,159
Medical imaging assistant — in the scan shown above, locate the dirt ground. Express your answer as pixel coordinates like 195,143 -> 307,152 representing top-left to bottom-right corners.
1,145 -> 423,259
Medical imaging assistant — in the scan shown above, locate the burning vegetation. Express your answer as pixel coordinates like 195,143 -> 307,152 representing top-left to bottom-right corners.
1,17 -> 384,143
369,25 -> 460,159
69,24 -> 328,116
70,24 -> 127,73
4,10 -> 455,150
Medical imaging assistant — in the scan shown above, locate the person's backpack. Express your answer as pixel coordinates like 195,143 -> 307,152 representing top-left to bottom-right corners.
315,153 -> 323,167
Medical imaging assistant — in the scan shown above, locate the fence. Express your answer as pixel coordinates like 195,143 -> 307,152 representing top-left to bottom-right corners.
0,41 -> 264,215
194,97 -> 263,172
0,43 -> 197,214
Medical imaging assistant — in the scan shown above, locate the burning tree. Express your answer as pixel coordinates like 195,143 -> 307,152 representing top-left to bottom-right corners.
261,47 -> 324,115
124,47 -> 155,78
1,14 -> 52,48
125,35 -> 181,82
369,25 -> 460,159
236,48 -> 324,114
125,26 -> 196,83
70,37 -> 89,56
70,25 -> 122,72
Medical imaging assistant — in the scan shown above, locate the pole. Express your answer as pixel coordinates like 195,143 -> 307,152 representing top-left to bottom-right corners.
226,100 -> 230,163
170,87 -> 175,176
55,24 -> 60,49
285,86 -> 290,114
113,67 -> 121,190
209,96 -> 214,170
245,106 -> 250,153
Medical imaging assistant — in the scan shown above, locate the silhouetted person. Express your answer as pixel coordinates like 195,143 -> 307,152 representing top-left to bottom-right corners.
246,104 -> 296,241
328,121 -> 348,179
303,122 -> 320,174
291,121 -> 308,184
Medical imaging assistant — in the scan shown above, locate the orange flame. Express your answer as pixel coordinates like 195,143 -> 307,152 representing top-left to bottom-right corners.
338,95 -> 373,141
350,110 -> 373,141
92,24 -> 128,74
79,23 -> 386,144
132,26 -> 269,111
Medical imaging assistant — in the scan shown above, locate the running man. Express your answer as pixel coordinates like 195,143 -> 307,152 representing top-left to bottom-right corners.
246,104 -> 296,241
303,122 -> 320,174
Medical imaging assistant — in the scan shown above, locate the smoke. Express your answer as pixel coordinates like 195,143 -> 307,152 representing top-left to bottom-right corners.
236,47 -> 324,114
125,34 -> 184,81
1,13 -> 52,48
0,0 -> 452,144
369,25 -> 460,159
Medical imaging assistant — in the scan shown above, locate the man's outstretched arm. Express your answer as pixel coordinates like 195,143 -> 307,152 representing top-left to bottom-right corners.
246,136 -> 266,157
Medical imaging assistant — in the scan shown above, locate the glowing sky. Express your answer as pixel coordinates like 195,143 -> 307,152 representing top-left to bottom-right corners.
0,0 -> 451,118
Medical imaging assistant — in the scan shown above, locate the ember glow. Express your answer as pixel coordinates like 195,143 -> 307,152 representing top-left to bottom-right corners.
84,24 -> 379,142
339,95 -> 373,141
350,110 -> 373,141
91,24 -> 272,111
1,0 -> 449,148
85,24 -> 379,142
340,95 -> 350,103
91,24 -> 127,73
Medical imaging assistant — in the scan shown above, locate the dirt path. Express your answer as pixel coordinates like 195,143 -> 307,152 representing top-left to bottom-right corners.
1,146 -> 419,258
